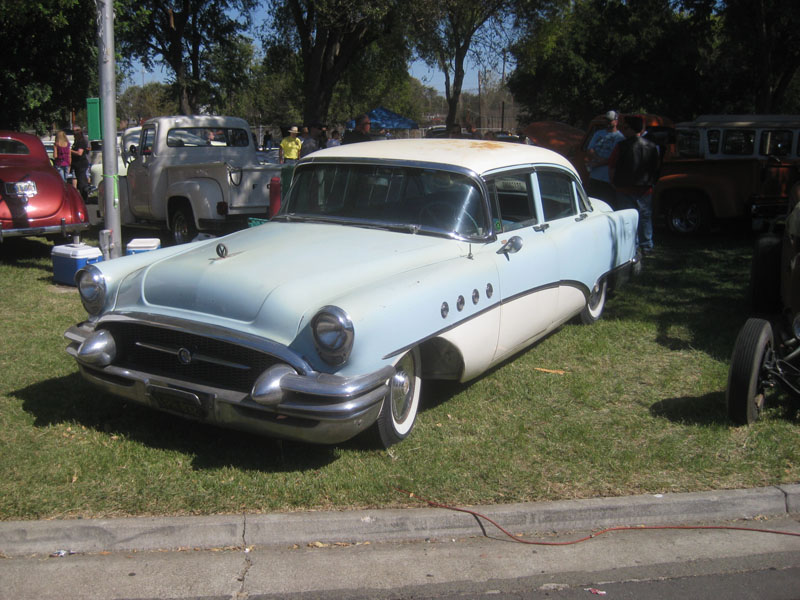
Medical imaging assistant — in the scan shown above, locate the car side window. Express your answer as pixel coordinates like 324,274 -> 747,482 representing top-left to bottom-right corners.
536,170 -> 577,222
722,129 -> 755,155
759,130 -> 793,157
485,173 -> 537,233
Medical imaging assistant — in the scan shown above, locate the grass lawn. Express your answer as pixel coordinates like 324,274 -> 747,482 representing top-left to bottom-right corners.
0,228 -> 798,521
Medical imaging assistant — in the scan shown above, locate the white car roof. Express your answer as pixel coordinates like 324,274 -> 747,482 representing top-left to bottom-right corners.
303,138 -> 578,177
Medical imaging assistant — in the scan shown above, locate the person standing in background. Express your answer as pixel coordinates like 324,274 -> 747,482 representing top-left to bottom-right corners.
279,126 -> 302,164
53,130 -> 71,182
585,110 -> 625,207
70,126 -> 90,202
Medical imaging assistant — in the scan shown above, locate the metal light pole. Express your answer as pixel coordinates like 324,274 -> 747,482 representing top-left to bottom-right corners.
96,0 -> 121,258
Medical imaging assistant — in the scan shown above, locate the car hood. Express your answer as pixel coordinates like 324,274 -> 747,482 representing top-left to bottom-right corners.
0,161 -> 66,219
136,222 -> 462,338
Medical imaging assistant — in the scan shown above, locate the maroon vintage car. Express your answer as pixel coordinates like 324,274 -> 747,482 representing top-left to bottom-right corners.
0,131 -> 89,241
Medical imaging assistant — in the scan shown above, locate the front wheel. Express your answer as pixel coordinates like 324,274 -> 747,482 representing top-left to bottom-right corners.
376,347 -> 422,448
726,318 -> 774,425
580,276 -> 607,324
666,195 -> 711,235
170,204 -> 198,245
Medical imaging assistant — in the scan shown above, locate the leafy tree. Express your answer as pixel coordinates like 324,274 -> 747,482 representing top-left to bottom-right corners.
509,0 -> 723,125
117,82 -> 179,124
115,0 -> 257,115
262,0 -> 410,124
718,0 -> 800,113
412,0 -> 511,129
0,0 -> 97,131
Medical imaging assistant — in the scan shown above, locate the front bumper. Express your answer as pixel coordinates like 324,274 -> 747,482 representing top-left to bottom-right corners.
0,218 -> 90,242
64,317 -> 393,444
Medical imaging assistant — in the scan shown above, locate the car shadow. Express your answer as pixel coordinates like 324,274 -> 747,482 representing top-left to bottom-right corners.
13,373 -> 339,472
0,236 -> 55,273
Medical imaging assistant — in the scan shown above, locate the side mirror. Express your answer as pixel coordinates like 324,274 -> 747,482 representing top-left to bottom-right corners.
497,235 -> 523,259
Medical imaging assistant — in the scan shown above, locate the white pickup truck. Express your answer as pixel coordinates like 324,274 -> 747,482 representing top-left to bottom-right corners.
113,115 -> 281,243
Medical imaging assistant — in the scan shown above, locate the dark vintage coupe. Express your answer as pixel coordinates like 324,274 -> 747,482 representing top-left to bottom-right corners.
1,131 -> 90,242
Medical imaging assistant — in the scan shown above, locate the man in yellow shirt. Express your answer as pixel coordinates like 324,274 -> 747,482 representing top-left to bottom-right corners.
279,126 -> 302,164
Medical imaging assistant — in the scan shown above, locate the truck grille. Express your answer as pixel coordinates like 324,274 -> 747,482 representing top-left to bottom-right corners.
102,323 -> 277,393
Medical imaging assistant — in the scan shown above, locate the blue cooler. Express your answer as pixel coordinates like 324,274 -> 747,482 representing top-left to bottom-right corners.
52,243 -> 103,286
126,238 -> 161,255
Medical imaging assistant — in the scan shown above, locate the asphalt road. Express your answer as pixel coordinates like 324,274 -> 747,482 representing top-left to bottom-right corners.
2,486 -> 799,599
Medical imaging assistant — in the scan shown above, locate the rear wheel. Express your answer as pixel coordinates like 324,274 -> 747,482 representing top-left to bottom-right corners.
376,347 -> 421,448
726,318 -> 773,425
170,204 -> 197,245
580,276 -> 607,324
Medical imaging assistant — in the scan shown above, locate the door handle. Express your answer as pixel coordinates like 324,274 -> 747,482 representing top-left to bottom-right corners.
533,223 -> 549,232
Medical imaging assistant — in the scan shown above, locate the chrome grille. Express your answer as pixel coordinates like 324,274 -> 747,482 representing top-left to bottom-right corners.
102,323 -> 277,393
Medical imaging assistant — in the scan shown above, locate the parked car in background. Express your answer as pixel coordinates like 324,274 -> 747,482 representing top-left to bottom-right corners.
1,131 -> 90,242
65,139 -> 639,447
727,181 -> 800,424
658,115 -> 800,234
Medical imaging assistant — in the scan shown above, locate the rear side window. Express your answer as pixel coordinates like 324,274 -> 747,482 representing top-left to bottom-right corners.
537,171 -> 577,221
722,129 -> 755,155
759,130 -> 794,157
0,139 -> 30,155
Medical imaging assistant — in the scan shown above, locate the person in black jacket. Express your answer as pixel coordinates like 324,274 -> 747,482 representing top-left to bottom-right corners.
609,115 -> 661,254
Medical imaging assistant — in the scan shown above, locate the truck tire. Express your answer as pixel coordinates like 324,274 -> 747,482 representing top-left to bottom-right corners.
665,193 -> 711,235
170,204 -> 198,245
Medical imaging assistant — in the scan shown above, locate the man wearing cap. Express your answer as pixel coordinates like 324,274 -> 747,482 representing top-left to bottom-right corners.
279,126 -> 302,164
300,122 -> 326,158
585,110 -> 625,207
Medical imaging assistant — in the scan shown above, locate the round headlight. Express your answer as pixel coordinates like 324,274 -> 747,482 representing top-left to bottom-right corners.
311,306 -> 354,365
76,265 -> 107,316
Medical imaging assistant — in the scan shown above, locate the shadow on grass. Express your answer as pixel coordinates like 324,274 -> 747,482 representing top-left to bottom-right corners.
650,389 -> 800,426
609,229 -> 756,361
14,373 -> 339,473
0,236 -> 55,273
650,391 -> 728,425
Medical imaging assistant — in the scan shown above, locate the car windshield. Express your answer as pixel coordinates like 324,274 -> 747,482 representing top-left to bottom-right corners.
281,164 -> 489,238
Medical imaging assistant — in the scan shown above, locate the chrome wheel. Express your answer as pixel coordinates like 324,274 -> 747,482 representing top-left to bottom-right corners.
376,347 -> 421,447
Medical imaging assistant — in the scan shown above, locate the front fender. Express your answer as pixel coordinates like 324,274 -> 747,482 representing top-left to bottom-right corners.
289,246 -> 501,381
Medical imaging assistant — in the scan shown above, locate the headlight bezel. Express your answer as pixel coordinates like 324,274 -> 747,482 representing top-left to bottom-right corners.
311,305 -> 354,366
76,264 -> 107,316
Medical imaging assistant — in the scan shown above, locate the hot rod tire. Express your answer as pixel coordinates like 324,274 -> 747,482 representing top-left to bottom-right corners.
726,318 -> 773,425
376,347 -> 422,448
580,276 -> 607,324
170,204 -> 198,245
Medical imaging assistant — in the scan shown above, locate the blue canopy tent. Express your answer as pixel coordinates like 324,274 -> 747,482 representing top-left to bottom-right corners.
345,107 -> 419,131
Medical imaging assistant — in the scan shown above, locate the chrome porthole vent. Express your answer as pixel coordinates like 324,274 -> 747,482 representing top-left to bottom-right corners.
472,289 -> 480,304
457,295 -> 465,311
441,302 -> 449,318
486,283 -> 494,299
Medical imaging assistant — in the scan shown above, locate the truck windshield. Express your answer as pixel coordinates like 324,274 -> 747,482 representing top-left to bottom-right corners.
282,164 -> 489,238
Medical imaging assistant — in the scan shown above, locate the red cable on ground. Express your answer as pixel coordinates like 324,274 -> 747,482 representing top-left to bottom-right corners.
395,488 -> 800,546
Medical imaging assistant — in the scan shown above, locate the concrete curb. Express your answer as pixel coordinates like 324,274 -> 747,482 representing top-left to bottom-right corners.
1,484 -> 798,557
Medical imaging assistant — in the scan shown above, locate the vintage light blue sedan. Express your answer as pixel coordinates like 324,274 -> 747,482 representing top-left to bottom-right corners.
65,139 -> 639,447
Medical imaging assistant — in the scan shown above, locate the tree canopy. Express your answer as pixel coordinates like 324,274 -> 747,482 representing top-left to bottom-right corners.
115,0 -> 257,115
0,0 -> 97,131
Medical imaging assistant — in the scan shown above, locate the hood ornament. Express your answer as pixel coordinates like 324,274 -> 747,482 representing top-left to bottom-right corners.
216,243 -> 229,259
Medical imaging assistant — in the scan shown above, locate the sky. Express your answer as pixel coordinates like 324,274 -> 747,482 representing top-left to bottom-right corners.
133,59 -> 482,96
